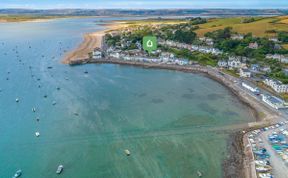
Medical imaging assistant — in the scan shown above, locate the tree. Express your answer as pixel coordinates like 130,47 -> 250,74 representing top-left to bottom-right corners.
278,31 -> 288,43
173,30 -> 196,44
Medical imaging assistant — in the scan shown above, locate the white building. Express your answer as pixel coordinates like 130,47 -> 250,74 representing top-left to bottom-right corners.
269,37 -> 279,42
199,37 -> 214,46
218,60 -> 228,68
264,79 -> 288,93
240,68 -> 251,78
92,48 -> 103,59
109,51 -> 121,59
242,82 -> 260,93
231,34 -> 244,40
160,52 -> 175,62
228,58 -> 241,69
266,54 -> 288,64
261,94 -> 285,110
248,42 -> 259,49
250,64 -> 260,72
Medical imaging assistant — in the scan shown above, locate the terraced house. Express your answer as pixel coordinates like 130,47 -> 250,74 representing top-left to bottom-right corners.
264,79 -> 288,93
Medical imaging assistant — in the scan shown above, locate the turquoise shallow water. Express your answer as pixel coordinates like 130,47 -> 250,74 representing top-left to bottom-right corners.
0,18 -> 255,178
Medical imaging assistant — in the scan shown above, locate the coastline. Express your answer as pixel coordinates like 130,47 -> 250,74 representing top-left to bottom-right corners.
68,58 -> 281,177
62,22 -> 128,64
62,21 -> 282,176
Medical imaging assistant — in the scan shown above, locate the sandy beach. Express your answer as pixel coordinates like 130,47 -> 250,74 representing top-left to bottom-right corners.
62,31 -> 105,64
62,22 -> 128,64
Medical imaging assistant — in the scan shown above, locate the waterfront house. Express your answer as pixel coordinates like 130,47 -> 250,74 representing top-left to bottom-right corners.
264,79 -> 288,93
92,48 -> 103,59
217,60 -> 228,68
109,51 -> 121,59
261,94 -> 285,109
174,59 -> 189,66
242,82 -> 260,93
160,52 -> 175,62
240,68 -> 252,78
228,58 -> 241,69
248,42 -> 259,49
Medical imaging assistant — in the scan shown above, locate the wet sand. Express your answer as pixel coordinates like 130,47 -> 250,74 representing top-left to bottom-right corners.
62,22 -> 128,64
62,31 -> 105,64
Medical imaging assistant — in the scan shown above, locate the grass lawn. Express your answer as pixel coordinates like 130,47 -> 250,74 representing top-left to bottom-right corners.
282,44 -> 288,50
124,19 -> 187,26
281,93 -> 288,101
222,69 -> 239,78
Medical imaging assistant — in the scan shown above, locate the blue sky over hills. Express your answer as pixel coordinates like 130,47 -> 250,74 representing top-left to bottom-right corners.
0,0 -> 287,9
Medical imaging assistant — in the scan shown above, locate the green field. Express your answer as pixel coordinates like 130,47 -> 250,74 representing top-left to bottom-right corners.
195,16 -> 288,37
120,19 -> 187,27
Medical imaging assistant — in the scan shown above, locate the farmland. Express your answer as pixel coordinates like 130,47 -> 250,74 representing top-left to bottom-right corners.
195,16 -> 288,37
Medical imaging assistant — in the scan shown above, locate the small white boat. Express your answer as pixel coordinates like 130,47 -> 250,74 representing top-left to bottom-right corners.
32,108 -> 36,112
197,171 -> 202,177
35,132 -> 40,137
15,98 -> 19,103
13,170 -> 22,178
124,149 -> 130,156
56,165 -> 64,174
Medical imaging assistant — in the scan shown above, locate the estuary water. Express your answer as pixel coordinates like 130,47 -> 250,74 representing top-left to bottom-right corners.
0,17 -> 255,178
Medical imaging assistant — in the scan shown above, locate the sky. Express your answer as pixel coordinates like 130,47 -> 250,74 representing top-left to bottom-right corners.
0,0 -> 287,9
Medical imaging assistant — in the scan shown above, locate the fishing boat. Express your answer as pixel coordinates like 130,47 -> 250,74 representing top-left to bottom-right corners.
12,170 -> 22,178
35,132 -> 40,137
197,171 -> 202,177
56,165 -> 64,174
124,149 -> 130,156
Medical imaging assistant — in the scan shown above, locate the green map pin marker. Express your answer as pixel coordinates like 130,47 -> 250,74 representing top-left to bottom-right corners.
143,36 -> 157,53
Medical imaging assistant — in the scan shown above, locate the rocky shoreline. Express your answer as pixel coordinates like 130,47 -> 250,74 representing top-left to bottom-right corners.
69,57 -> 279,178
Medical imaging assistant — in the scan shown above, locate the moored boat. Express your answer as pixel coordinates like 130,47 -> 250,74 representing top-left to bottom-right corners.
12,170 -> 22,178
124,149 -> 130,156
56,165 -> 64,174
35,131 -> 40,137
197,170 -> 202,177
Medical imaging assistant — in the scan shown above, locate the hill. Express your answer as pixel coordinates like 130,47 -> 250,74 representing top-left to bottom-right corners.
195,16 -> 288,37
